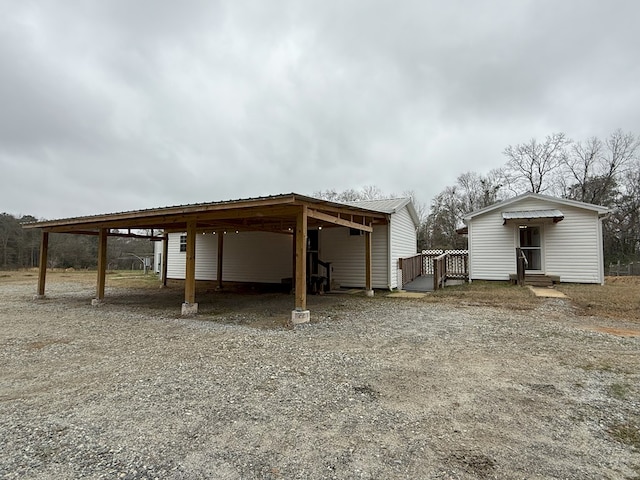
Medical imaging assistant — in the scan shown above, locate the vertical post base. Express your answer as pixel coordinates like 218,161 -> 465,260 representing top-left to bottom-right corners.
33,294 -> 46,300
181,302 -> 199,316
365,289 -> 375,297
91,298 -> 104,306
291,309 -> 310,325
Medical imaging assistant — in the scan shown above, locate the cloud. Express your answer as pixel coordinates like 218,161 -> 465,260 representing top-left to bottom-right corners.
1,0 -> 639,218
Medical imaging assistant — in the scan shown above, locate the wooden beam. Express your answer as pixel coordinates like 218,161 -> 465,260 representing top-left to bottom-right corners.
161,233 -> 168,287
217,230 -> 224,290
37,231 -> 49,297
184,221 -> 197,304
307,209 -> 374,232
295,205 -> 307,310
365,226 -> 373,292
96,228 -> 108,300
35,205 -> 302,233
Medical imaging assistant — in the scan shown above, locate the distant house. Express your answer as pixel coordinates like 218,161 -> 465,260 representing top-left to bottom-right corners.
156,197 -> 420,290
461,193 -> 609,284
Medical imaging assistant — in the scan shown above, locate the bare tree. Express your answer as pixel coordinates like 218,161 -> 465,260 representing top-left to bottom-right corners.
424,186 -> 467,250
361,185 -> 384,200
313,188 -> 364,202
456,169 -> 505,213
314,186 -> 390,202
561,130 -> 639,205
503,132 -> 571,194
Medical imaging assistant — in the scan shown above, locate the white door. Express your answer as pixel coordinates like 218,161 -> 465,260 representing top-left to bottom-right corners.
519,226 -> 543,273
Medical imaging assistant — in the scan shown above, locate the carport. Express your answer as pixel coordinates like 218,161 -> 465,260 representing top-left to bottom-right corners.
23,193 -> 389,322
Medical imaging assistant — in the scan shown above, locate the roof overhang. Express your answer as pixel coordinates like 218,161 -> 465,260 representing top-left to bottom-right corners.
463,193 -> 609,222
502,209 -> 564,225
21,193 -> 390,236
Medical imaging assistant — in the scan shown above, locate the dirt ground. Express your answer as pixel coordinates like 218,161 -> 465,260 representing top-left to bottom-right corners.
1,272 -> 639,479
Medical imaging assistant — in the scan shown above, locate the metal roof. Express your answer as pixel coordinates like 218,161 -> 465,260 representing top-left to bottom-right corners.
463,193 -> 609,222
344,198 -> 420,226
21,192 -> 391,234
502,209 -> 564,222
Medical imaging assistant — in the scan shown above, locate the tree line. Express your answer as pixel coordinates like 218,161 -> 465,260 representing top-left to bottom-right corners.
3,129 -> 637,269
0,214 -> 155,270
424,129 -> 639,264
317,129 -> 639,265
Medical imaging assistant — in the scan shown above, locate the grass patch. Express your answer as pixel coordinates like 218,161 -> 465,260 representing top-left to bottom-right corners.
609,383 -> 633,400
419,276 -> 639,322
557,276 -> 640,322
421,280 -> 540,310
576,362 -> 633,375
107,271 -> 162,288
609,422 -> 640,452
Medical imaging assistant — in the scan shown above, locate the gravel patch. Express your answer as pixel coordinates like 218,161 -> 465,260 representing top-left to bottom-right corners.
1,280 -> 639,479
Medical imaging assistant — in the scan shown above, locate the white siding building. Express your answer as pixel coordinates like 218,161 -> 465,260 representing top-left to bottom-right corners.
156,197 -> 420,290
462,193 -> 609,284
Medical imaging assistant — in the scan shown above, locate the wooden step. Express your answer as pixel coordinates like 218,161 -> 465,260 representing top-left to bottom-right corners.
524,275 -> 558,287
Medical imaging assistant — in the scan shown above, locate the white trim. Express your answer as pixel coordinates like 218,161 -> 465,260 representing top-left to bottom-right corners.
598,216 -> 605,285
464,193 -> 609,222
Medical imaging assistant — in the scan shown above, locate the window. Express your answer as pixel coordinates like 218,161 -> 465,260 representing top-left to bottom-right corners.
349,228 -> 363,236
179,235 -> 187,252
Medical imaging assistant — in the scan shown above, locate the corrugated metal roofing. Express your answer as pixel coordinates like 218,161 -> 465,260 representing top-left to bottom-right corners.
502,209 -> 564,221
344,198 -> 410,214
22,192 -> 395,229
344,198 -> 420,226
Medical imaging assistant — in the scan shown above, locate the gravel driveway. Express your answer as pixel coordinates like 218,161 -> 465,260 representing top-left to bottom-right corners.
1,279 -> 639,479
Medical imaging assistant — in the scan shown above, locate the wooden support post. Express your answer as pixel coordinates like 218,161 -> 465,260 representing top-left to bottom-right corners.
365,226 -> 373,296
161,233 -> 168,287
216,230 -> 224,290
95,228 -> 108,303
292,229 -> 296,289
36,231 -> 49,298
184,221 -> 197,309
291,206 -> 310,324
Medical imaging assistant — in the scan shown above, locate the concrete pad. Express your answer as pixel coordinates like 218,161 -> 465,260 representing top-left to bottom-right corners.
91,298 -> 104,306
386,292 -> 427,299
291,309 -> 310,324
365,290 -> 375,297
528,286 -> 567,298
181,302 -> 199,316
33,295 -> 46,301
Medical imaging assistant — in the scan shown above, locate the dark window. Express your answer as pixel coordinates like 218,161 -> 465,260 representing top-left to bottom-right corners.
179,235 -> 187,252
349,228 -> 363,236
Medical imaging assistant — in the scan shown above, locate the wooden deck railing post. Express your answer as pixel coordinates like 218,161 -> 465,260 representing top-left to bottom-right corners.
516,248 -> 525,286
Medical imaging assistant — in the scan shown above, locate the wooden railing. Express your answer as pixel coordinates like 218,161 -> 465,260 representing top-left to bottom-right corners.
433,253 -> 447,290
400,250 -> 469,290
515,248 -> 526,286
399,254 -> 423,286
317,259 -> 332,292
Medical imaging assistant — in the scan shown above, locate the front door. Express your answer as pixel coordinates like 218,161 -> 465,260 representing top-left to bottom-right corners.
519,226 -> 542,272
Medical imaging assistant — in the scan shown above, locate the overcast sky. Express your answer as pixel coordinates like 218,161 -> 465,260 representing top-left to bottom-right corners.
1,0 -> 639,219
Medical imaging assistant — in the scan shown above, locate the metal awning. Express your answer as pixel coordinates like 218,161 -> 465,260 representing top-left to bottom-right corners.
502,209 -> 564,224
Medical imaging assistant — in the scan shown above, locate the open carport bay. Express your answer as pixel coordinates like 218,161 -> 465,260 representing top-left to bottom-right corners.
1,275 -> 639,479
